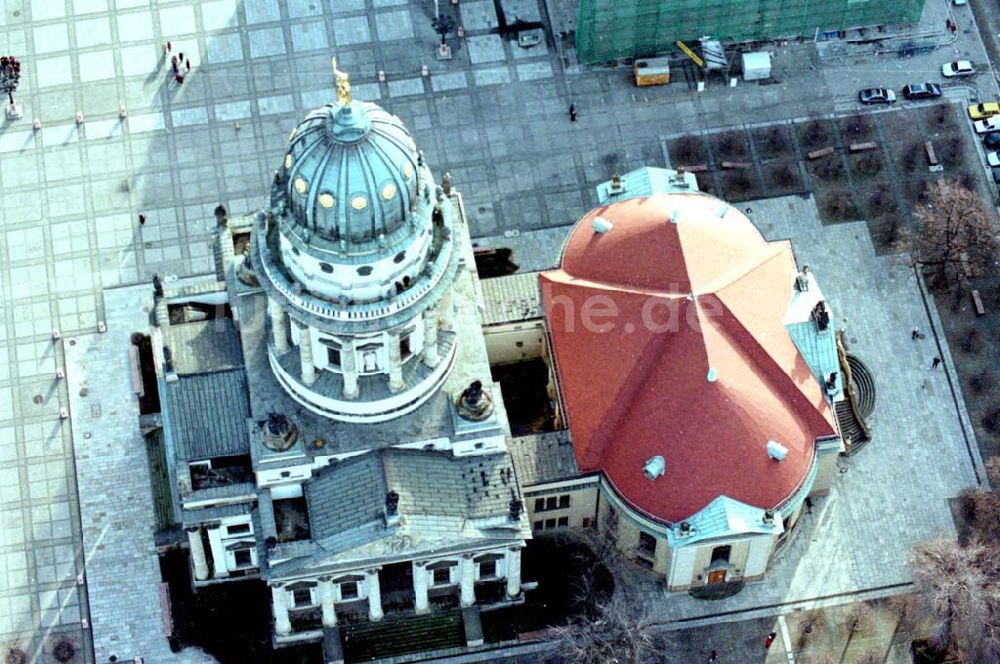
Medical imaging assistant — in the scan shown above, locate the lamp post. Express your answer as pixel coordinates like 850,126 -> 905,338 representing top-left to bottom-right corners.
431,12 -> 456,60
0,55 -> 22,120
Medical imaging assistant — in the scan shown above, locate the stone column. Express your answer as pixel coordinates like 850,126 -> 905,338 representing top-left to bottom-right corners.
296,321 -> 317,385
186,526 -> 209,581
413,561 -> 429,614
421,308 -> 439,368
272,585 -> 292,636
366,569 -> 383,621
205,524 -> 229,579
319,577 -> 337,627
387,333 -> 404,392
459,555 -> 475,607
506,547 -> 521,598
438,289 -> 454,331
341,342 -> 359,400
268,297 -> 289,353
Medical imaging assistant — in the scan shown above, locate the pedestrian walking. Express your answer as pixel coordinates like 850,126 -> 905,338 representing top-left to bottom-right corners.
569,102 -> 577,122
174,71 -> 185,85
164,41 -> 172,55
178,52 -> 184,63
932,356 -> 942,369
708,651 -> 718,662
138,214 -> 146,226
185,58 -> 191,72
764,631 -> 777,649
911,326 -> 920,340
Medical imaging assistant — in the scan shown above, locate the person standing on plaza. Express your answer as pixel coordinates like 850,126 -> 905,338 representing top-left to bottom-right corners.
708,650 -> 718,662
764,631 -> 777,649
932,356 -> 942,369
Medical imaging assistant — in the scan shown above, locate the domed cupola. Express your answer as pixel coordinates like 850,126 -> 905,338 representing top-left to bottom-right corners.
277,99 -> 420,246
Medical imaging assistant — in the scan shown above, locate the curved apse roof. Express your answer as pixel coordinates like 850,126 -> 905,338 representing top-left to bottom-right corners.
541,193 -> 837,523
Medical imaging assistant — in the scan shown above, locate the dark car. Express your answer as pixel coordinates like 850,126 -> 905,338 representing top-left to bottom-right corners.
902,83 -> 943,100
984,132 -> 1000,150
859,88 -> 897,105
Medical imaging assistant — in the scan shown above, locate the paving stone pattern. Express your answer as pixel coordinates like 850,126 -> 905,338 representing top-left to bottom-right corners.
0,0 -> 996,658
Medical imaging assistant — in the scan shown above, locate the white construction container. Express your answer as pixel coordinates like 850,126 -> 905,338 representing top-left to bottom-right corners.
741,51 -> 772,81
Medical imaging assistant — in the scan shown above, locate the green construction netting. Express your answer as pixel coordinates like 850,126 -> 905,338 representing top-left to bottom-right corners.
575,0 -> 926,64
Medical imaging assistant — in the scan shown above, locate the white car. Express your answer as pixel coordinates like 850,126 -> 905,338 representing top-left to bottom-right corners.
975,116 -> 1000,134
989,151 -> 1000,167
942,60 -> 976,77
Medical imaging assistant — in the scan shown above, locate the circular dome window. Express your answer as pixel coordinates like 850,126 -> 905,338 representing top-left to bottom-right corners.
319,262 -> 334,273
382,183 -> 397,201
393,251 -> 406,263
294,177 -> 309,195
318,192 -> 335,208
351,195 -> 368,210
357,266 -> 373,276
284,153 -> 292,169
402,163 -> 414,180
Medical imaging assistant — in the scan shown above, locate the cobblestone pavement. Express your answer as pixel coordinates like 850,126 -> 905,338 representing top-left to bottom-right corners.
0,0 -> 994,659
64,285 -> 215,663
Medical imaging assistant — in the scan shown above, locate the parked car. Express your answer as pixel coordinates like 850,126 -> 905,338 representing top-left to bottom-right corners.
988,151 -> 1000,167
969,102 -> 1000,120
984,133 -> 1000,149
902,83 -> 943,100
974,115 -> 1000,134
942,60 -> 976,77
991,166 -> 1000,184
859,88 -> 896,105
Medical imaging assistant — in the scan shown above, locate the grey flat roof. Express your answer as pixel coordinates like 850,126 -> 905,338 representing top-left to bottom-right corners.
166,368 -> 252,461
508,430 -> 580,486
164,318 -> 244,375
479,272 -> 544,326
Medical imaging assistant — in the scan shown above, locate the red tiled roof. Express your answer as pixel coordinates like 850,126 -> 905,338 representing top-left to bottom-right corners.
542,193 -> 836,523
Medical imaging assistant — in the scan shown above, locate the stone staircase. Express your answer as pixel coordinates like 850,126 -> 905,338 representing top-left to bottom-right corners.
340,610 -> 465,662
836,353 -> 876,456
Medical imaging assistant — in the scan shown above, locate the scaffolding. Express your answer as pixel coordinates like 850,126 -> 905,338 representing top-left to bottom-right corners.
574,0 -> 926,64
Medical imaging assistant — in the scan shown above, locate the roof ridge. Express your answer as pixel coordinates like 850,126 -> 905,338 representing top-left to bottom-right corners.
689,240 -> 789,297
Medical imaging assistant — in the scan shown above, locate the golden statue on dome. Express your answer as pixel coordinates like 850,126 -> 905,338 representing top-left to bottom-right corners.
331,57 -> 351,106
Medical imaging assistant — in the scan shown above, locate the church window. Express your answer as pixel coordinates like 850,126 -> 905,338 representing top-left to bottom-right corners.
638,532 -> 657,557
294,177 -> 308,195
478,560 -> 497,578
339,581 -> 359,600
292,588 -> 314,607
557,517 -> 569,527
357,266 -> 373,276
362,350 -> 379,372
319,262 -> 333,274
318,192 -> 335,208
432,568 -> 451,586
710,545 -> 731,565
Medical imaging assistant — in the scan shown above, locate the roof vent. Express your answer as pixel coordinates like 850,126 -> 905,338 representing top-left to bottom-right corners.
678,521 -> 692,537
763,509 -> 775,524
670,209 -> 679,224
767,440 -> 788,461
812,300 -> 830,332
610,173 -> 624,192
643,455 -> 665,480
706,367 -> 717,383
591,216 -> 613,234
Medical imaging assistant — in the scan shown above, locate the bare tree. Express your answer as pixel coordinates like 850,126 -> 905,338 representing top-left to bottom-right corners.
844,601 -> 875,637
909,537 -> 1000,662
897,180 -> 1000,288
547,592 -> 665,664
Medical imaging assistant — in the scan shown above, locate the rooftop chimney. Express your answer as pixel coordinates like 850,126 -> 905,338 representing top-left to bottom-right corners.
643,455 -> 665,480
610,173 -> 624,192
678,521 -> 691,537
509,496 -> 523,522
767,440 -> 788,461
763,509 -> 775,525
591,216 -> 613,234
456,380 -> 495,422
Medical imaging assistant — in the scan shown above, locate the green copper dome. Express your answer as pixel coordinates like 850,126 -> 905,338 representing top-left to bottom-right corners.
274,100 -> 420,245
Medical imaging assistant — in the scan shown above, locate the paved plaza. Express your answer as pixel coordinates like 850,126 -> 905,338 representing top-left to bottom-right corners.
0,0 -> 996,660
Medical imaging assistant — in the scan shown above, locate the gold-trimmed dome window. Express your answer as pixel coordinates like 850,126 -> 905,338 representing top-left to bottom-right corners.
318,192 -> 335,208
381,183 -> 397,201
294,177 -> 309,195
351,195 -> 368,210
284,153 -> 293,169
402,162 -> 414,180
